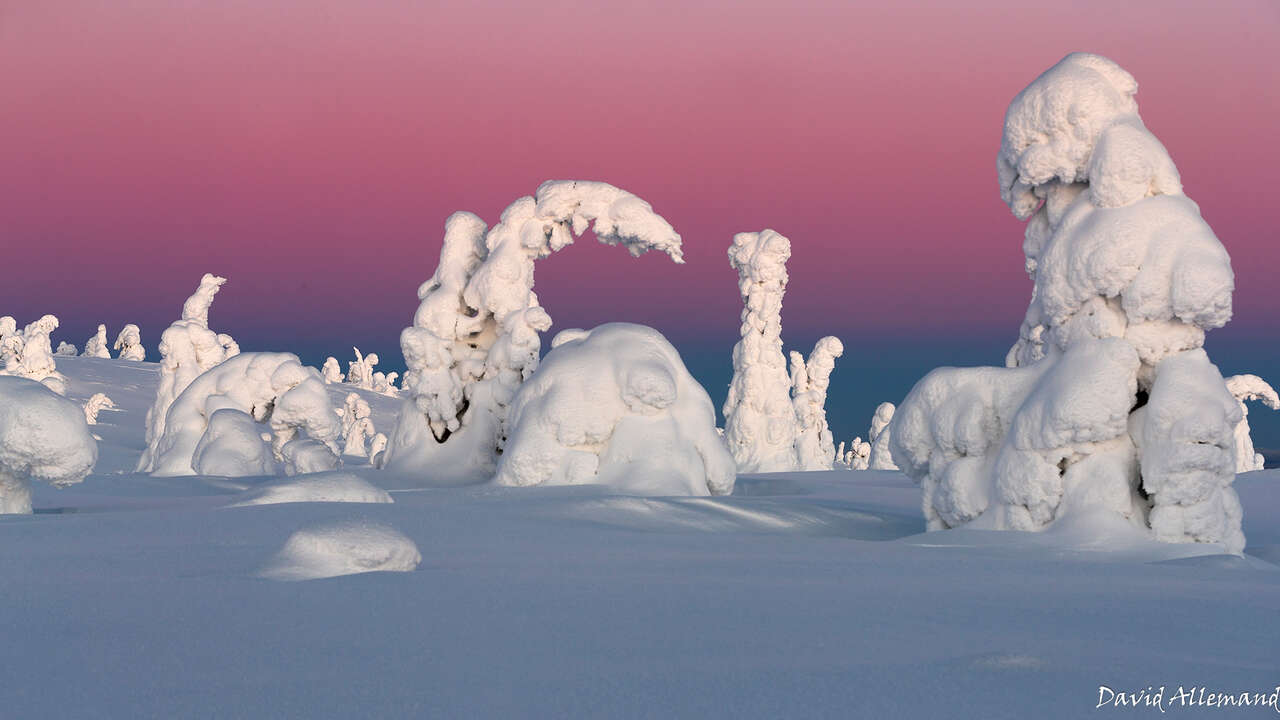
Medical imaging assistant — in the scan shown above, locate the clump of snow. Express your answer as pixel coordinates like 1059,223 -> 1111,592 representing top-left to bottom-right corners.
218,334 -> 240,358
0,315 -> 67,394
55,341 -> 78,356
723,230 -> 844,472
496,324 -> 734,496
340,393 -> 376,457
1225,374 -> 1278,472
138,274 -> 237,472
866,402 -> 898,470
383,181 -> 685,484
321,357 -> 343,384
892,53 -> 1246,554
82,324 -> 110,358
113,324 -> 145,361
227,472 -> 393,507
147,352 -> 342,477
83,393 -> 116,425
791,337 -> 844,471
259,520 -> 421,581
0,376 -> 98,514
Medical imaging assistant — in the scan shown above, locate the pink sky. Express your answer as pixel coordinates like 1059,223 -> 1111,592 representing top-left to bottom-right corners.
1,0 -> 1277,352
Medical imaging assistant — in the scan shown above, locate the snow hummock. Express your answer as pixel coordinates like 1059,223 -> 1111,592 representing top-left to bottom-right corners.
138,274 -> 237,472
227,472 -> 393,507
495,323 -> 735,496
82,324 -> 110,358
1226,374 -> 1279,472
147,352 -> 342,477
893,52 -> 1246,553
383,181 -> 685,485
0,375 -> 97,513
259,519 -> 421,581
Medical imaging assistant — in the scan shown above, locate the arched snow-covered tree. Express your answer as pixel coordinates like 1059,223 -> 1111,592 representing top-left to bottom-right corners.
1226,374 -> 1278,473
381,181 -> 684,484
892,53 -> 1246,553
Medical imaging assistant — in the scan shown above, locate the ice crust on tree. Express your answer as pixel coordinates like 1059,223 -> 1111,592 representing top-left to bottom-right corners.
82,324 -> 110,358
138,274 -> 237,472
113,324 -> 145,361
56,341 -> 78,357
723,230 -> 844,472
146,352 -> 342,477
382,181 -> 685,484
791,337 -> 844,471
867,403 -> 898,470
1225,374 -> 1278,473
495,323 -> 735,496
891,53 -> 1247,553
0,315 -> 67,395
0,376 -> 97,514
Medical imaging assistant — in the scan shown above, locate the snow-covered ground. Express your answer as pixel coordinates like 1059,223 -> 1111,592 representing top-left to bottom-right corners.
3,357 -> 1279,718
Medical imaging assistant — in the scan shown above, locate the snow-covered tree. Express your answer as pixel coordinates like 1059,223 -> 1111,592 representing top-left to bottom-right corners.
382,181 -> 685,484
83,393 -> 116,425
55,341 -> 78,356
82,324 -> 110,358
372,371 -> 399,397
496,324 -> 735,495
791,337 -> 844,470
138,274 -> 237,472
866,402 -> 898,470
1225,375 -> 1278,472
321,357 -> 343,384
0,376 -> 97,514
891,53 -> 1246,553
146,352 -> 342,477
113,324 -> 145,361
723,230 -> 799,472
346,348 -> 378,390
842,437 -> 871,470
723,229 -> 844,472
0,315 -> 67,395
218,334 -> 240,358
0,317 -> 19,368
340,392 -> 375,457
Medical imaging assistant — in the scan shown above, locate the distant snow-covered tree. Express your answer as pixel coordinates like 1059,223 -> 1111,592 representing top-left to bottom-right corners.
113,324 -> 145,361
82,324 -> 110,358
1225,374 -> 1278,473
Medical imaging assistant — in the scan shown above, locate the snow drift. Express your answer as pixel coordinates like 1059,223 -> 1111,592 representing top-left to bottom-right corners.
891,53 -> 1247,553
381,181 -> 685,485
228,472 -> 393,507
259,520 -> 421,581
495,323 -> 735,496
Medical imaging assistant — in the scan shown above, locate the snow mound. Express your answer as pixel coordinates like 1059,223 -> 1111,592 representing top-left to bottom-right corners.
496,323 -> 735,496
0,375 -> 98,514
228,472 -> 393,507
259,520 -> 421,581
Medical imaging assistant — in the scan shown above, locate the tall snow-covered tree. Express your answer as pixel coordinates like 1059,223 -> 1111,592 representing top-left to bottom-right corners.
1225,374 -> 1278,473
891,53 -> 1246,553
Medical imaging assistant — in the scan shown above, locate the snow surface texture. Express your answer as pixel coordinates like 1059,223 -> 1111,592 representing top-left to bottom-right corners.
113,324 -> 145,361
723,230 -> 844,472
867,402 -> 898,470
138,274 -> 238,472
496,323 -> 735,496
383,181 -> 685,485
1226,374 -> 1279,473
227,472 -> 393,508
0,375 -> 97,514
0,314 -> 67,394
259,519 -> 421,581
148,352 -> 343,477
6,358 -> 1280,718
82,324 -> 110,358
892,53 -> 1246,553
